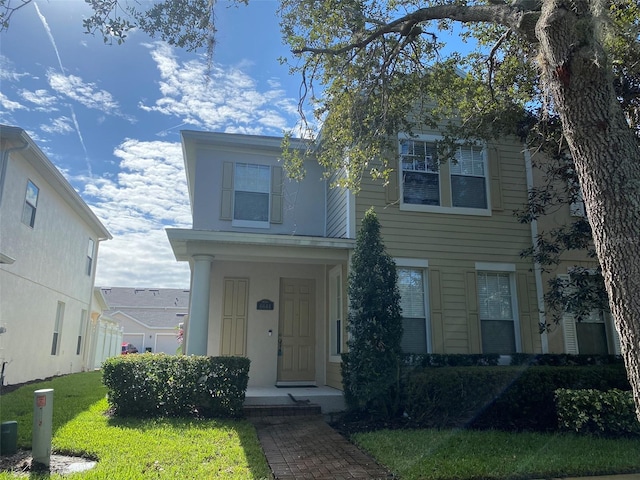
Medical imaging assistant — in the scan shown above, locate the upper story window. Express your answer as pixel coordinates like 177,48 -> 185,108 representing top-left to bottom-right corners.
234,163 -> 270,227
400,140 -> 440,206
450,145 -> 487,209
22,180 -> 39,228
399,136 -> 490,215
86,238 -> 95,276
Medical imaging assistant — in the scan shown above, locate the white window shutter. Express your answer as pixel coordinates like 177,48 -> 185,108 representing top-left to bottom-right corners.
563,313 -> 579,354
609,315 -> 622,355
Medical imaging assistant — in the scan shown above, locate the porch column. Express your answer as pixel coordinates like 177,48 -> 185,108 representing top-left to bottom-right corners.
185,254 -> 214,355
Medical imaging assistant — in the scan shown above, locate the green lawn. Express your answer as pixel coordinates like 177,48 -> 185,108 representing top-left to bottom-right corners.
352,427 -> 640,480
2,371 -> 640,479
0,371 -> 271,479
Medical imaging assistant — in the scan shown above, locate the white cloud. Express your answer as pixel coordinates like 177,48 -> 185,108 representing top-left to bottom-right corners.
82,139 -> 192,288
40,116 -> 74,134
20,88 -> 59,111
0,92 -> 26,111
139,42 -> 300,135
47,70 -> 134,121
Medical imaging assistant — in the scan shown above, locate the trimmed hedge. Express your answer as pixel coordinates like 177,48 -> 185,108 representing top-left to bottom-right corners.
405,364 -> 630,431
555,388 -> 640,437
102,354 -> 250,418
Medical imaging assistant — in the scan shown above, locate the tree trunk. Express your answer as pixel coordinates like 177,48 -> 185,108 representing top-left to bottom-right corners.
535,0 -> 640,420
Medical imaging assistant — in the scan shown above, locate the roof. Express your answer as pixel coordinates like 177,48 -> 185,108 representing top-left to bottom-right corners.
99,287 -> 190,329
0,125 -> 112,240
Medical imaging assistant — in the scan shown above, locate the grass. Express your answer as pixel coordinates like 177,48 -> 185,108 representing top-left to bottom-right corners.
352,428 -> 640,479
2,372 -> 640,479
0,371 -> 272,479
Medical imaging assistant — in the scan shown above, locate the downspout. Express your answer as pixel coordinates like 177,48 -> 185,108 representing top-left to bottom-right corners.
0,138 -> 30,208
524,147 -> 549,353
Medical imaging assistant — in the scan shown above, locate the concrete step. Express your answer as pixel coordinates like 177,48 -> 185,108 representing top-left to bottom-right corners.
243,403 -> 322,417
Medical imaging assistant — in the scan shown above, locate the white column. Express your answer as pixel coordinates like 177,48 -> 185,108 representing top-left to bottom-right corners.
185,255 -> 214,355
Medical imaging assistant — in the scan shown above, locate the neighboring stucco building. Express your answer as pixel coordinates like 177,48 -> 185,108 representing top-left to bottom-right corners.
167,129 -> 549,390
99,287 -> 189,354
0,125 -> 112,386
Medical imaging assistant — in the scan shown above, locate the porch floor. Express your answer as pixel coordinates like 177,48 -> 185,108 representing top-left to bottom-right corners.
244,385 -> 345,414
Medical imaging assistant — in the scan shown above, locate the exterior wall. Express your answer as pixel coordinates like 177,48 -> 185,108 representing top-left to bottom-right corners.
352,136 -> 542,355
115,313 -> 180,354
186,133 -> 327,236
0,133 -> 109,385
206,260 -> 329,387
326,170 -> 349,238
529,150 -> 616,355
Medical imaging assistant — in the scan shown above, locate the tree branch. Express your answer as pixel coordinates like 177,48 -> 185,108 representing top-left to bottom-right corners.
292,3 -> 538,56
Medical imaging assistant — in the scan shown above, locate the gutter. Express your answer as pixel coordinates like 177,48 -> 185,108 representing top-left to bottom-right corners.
524,147 -> 549,353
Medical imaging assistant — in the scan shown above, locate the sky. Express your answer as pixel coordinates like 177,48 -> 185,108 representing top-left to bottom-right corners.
0,0 -> 307,289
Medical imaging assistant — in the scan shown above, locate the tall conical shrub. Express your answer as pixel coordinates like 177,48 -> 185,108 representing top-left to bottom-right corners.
342,207 -> 403,418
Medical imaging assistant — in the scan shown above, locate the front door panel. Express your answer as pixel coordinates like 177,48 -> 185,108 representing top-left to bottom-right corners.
277,278 -> 316,382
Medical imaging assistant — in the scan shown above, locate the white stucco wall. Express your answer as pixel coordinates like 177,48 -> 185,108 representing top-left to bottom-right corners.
207,261 -> 328,387
0,138 -> 109,385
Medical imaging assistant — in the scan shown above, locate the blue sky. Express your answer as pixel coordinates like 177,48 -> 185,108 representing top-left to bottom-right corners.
0,0 -> 306,288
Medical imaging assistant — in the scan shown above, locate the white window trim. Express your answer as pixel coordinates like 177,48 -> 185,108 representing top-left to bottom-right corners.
398,134 -> 491,216
329,265 -> 343,363
396,259 -> 432,354
231,163 -> 271,229
476,264 -> 522,353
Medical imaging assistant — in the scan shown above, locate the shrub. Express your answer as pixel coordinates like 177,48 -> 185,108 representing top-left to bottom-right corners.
102,354 -> 250,418
343,208 -> 403,419
405,364 -> 630,431
555,388 -> 640,437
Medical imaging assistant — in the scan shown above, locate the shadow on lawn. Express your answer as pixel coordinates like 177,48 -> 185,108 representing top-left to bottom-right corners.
0,371 -> 107,447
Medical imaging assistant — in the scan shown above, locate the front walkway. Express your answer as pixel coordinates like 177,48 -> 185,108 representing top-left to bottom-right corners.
250,415 -> 394,479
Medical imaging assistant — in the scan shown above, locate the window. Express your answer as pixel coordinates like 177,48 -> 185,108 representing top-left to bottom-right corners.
234,163 -> 270,227
86,238 -> 95,276
329,266 -> 343,360
477,271 -> 518,354
51,301 -> 65,356
400,139 -> 439,206
398,267 -> 429,354
77,309 -> 87,355
450,145 -> 487,209
399,136 -> 490,214
22,180 -> 39,227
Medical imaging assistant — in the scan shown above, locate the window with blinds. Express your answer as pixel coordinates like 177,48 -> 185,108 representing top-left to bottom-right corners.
400,139 -> 440,206
477,272 -> 516,354
234,163 -> 270,223
398,268 -> 428,354
451,145 -> 487,209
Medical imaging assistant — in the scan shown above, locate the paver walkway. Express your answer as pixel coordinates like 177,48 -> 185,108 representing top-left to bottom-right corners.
250,415 -> 394,479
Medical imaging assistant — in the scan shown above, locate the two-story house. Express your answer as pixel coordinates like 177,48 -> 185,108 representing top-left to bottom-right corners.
167,128 -> 547,399
0,125 -> 112,386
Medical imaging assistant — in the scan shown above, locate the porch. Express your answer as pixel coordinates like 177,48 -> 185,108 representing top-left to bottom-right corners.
244,385 -> 345,416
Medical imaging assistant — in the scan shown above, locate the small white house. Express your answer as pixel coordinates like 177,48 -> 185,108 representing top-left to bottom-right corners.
98,287 -> 189,354
0,125 -> 112,386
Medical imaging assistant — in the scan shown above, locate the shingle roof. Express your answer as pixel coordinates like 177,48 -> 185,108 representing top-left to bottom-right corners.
99,287 -> 190,329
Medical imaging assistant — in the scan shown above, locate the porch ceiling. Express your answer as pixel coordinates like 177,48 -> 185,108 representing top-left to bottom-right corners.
166,229 -> 354,264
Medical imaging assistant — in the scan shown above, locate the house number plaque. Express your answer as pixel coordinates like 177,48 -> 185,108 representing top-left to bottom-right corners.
257,299 -> 274,310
